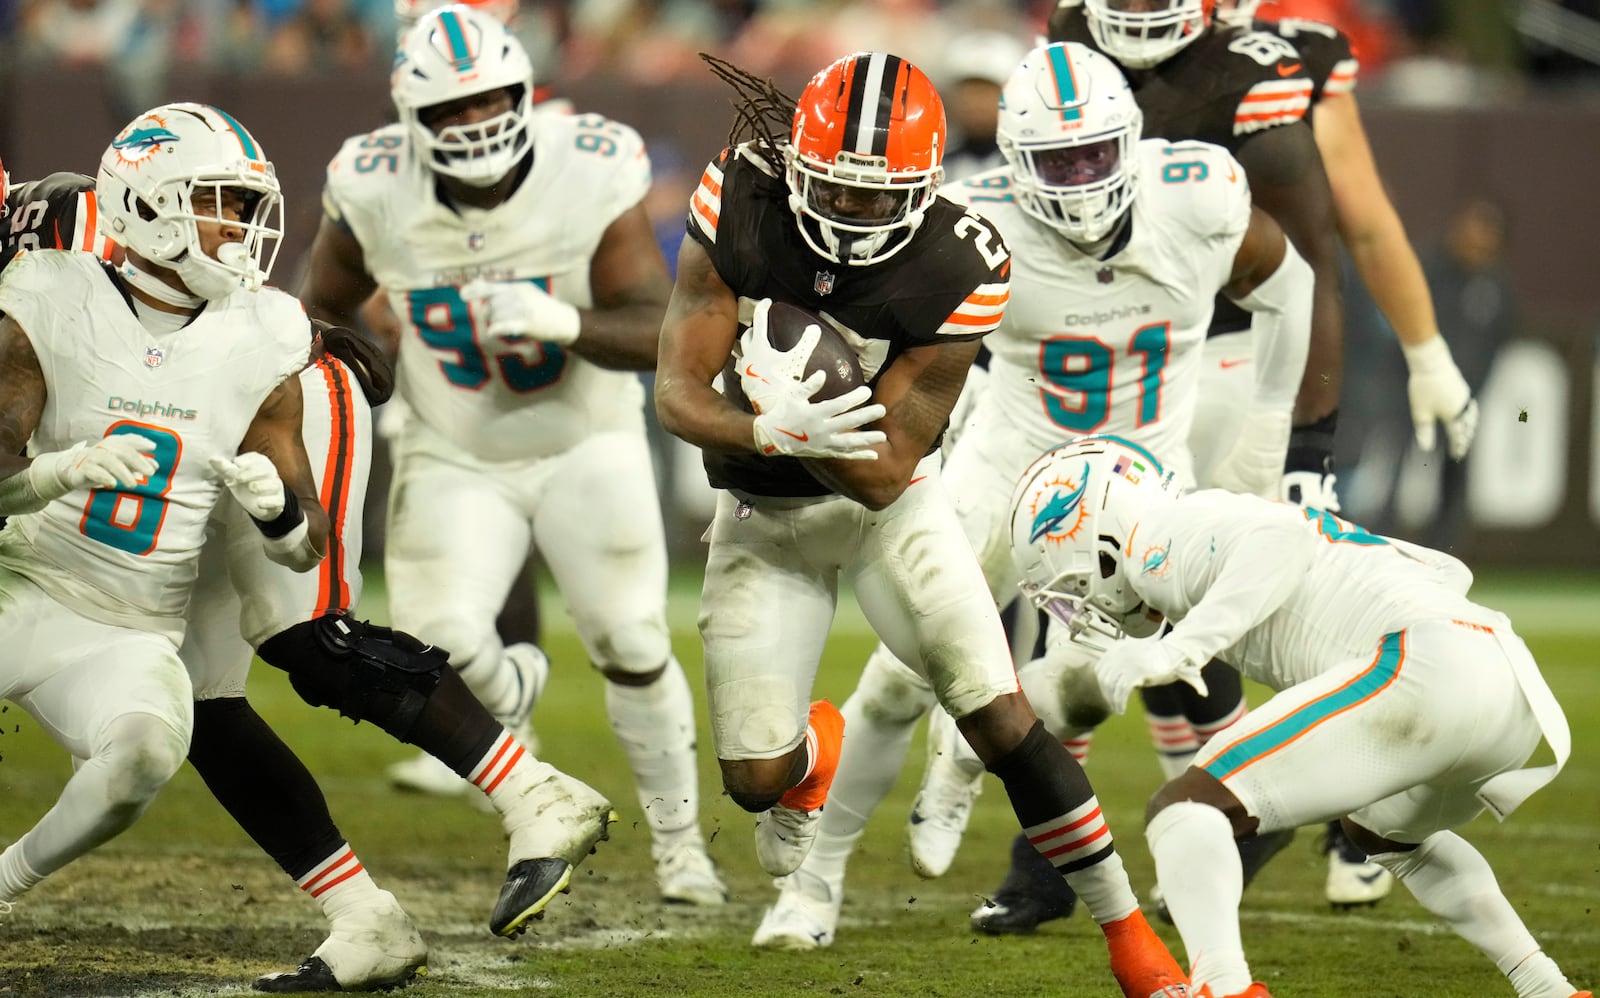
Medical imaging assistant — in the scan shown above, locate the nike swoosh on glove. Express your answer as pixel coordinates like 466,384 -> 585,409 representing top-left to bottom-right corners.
460,278 -> 581,347
736,298 -> 822,415
209,453 -> 287,521
752,383 -> 886,461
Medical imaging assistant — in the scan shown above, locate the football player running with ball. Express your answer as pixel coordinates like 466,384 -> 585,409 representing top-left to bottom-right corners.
301,5 -> 724,906
655,50 -> 1191,998
768,41 -> 1312,948
1007,435 -> 1586,998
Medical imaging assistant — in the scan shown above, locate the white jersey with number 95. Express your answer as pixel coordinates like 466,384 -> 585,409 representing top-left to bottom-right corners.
323,112 -> 652,462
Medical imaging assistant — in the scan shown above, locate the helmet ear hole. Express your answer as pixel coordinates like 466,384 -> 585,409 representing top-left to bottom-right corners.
1098,551 -> 1117,580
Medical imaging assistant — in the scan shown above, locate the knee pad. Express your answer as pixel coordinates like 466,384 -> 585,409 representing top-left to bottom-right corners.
590,616 -> 671,677
264,615 -> 448,740
100,712 -> 188,809
854,647 -> 937,728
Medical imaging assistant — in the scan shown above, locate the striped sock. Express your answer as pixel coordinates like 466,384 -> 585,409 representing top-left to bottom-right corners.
1063,733 -> 1093,764
1026,798 -> 1138,924
1144,711 -> 1200,779
298,845 -> 383,921
1192,700 -> 1248,747
469,728 -> 554,814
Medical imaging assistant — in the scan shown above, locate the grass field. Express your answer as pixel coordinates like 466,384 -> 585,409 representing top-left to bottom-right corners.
1,569 -> 1597,998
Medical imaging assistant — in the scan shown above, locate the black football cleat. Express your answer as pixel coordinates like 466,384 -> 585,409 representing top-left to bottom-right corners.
253,955 -> 425,993
490,857 -> 574,937
969,830 -> 1079,935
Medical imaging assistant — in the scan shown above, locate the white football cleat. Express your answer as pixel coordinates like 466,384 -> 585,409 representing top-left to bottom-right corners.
755,804 -> 823,878
907,708 -> 983,879
254,889 -> 427,993
751,869 -> 842,950
1325,822 -> 1394,908
502,766 -> 616,868
655,834 -> 728,906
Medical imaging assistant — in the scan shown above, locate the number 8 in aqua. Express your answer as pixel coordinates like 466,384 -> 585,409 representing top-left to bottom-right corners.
80,422 -> 181,556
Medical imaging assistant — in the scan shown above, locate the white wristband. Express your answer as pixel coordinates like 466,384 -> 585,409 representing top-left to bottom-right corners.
261,519 -> 323,572
1401,333 -> 1453,373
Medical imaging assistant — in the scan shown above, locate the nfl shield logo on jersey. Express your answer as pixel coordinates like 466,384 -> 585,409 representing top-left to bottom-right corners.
143,346 -> 164,369
813,270 -> 835,296
1096,266 -> 1114,285
467,232 -> 486,252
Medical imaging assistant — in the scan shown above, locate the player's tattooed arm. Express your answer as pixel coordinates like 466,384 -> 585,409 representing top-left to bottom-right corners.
655,238 -> 763,454
241,375 -> 330,556
1235,121 -> 1343,425
807,338 -> 981,510
300,216 -> 381,353
0,314 -> 46,481
572,202 -> 675,371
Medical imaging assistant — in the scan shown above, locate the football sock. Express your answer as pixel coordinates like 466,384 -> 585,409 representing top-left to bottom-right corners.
778,701 -> 843,812
409,667 -> 506,776
1064,733 -> 1093,763
604,657 -> 700,838
296,845 -> 386,923
1373,831 -> 1576,997
803,671 -> 924,886
0,712 -> 185,900
987,720 -> 1137,924
188,698 -> 344,877
1147,801 -> 1251,995
1140,683 -> 1200,779
1183,661 -> 1247,729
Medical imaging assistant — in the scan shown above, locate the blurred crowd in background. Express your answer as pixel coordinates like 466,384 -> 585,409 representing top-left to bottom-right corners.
3,0 -> 1599,110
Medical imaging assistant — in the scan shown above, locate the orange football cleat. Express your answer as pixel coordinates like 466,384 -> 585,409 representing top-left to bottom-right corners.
1102,908 -> 1192,998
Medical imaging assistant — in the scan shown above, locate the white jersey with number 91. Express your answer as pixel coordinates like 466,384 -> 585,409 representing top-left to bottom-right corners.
946,139 -> 1251,472
323,112 -> 653,462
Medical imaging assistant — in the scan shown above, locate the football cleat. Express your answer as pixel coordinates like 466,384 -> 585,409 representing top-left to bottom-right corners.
0,899 -> 13,925
970,830 -> 1079,935
254,890 -> 427,993
1323,821 -> 1393,908
1103,908 -> 1191,998
494,768 -> 616,936
751,869 -> 843,950
907,707 -> 983,879
655,834 -> 728,906
755,803 -> 824,879
755,700 -> 843,877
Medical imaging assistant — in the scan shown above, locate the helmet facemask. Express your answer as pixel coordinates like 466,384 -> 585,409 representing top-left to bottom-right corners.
97,104 -> 284,301
997,42 -> 1143,246
1085,0 -> 1213,70
785,146 -> 940,266
393,5 -> 538,189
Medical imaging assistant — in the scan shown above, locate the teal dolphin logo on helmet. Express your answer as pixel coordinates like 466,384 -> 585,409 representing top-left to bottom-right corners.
1028,460 -> 1090,543
112,126 -> 182,162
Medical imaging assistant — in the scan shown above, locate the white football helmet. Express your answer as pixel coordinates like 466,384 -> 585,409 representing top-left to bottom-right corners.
997,42 -> 1142,244
96,103 -> 283,300
394,0 -> 517,45
1214,0 -> 1262,27
392,4 -> 535,187
1009,434 -> 1182,644
1085,0 -> 1214,69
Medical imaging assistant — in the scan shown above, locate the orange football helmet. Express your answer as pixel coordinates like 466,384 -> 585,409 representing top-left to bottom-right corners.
787,52 -> 946,266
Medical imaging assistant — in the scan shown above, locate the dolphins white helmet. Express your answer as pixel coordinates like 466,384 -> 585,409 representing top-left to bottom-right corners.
96,102 -> 283,300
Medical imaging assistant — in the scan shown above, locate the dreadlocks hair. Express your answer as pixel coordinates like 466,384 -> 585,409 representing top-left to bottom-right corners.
700,53 -> 796,176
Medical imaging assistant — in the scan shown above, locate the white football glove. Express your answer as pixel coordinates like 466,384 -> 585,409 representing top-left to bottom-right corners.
736,298 -> 820,414
28,435 -> 157,500
753,383 -> 887,461
1093,640 -> 1209,715
460,278 -> 581,347
1280,469 -> 1340,511
1403,334 -> 1479,460
209,453 -> 287,521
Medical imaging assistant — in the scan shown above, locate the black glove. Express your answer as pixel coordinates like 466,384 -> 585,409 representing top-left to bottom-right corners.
314,319 -> 395,406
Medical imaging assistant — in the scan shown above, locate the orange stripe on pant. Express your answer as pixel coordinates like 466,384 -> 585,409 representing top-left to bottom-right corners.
313,357 -> 359,614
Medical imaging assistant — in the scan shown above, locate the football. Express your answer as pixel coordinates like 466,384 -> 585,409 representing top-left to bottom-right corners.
722,301 -> 866,412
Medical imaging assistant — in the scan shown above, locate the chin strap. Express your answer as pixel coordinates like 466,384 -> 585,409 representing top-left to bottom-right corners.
118,259 -> 205,309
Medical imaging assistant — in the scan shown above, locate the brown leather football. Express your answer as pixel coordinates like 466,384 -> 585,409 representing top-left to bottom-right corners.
722,302 -> 865,412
